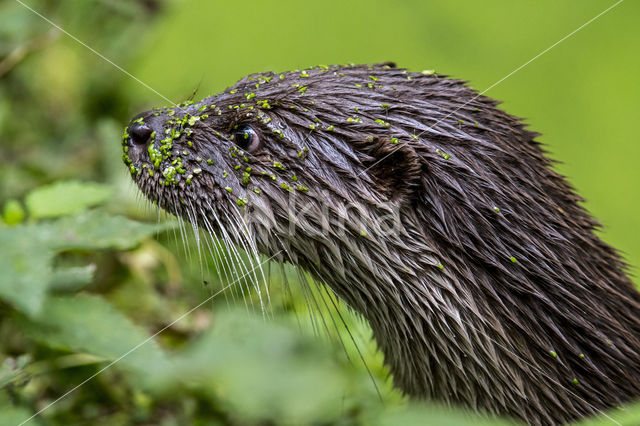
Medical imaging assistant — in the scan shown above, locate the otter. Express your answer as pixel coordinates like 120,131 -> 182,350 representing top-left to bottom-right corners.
121,63 -> 640,425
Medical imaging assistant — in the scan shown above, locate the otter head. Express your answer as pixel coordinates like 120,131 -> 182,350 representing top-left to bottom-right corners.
122,63 -> 430,271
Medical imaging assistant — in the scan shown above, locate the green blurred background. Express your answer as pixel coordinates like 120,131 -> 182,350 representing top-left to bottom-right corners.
1,0 -> 639,424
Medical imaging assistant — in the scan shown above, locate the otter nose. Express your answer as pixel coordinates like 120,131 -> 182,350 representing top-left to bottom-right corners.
129,123 -> 152,146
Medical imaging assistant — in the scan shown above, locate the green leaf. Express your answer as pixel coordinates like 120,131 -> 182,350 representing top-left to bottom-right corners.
575,401 -> 640,426
0,389 -> 34,426
0,354 -> 32,388
17,294 -> 171,377
2,199 -> 25,225
0,405 -> 34,426
153,310 -> 353,424
25,181 -> 113,219
49,264 -> 96,292
47,210 -> 176,251
0,226 -> 53,317
368,404 -> 518,426
0,210 -> 174,316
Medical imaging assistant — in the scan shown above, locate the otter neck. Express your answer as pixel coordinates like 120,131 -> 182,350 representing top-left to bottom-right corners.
249,198 -> 640,425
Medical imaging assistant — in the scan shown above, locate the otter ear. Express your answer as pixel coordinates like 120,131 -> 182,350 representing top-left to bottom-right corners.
354,137 -> 421,203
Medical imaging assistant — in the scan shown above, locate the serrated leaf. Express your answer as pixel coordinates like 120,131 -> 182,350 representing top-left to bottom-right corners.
17,294 -> 171,378
0,210 -> 174,316
25,180 -> 113,219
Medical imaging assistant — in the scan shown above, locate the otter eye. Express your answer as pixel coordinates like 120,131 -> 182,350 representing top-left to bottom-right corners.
234,125 -> 260,152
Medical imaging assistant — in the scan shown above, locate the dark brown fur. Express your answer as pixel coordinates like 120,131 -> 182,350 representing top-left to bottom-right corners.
123,63 -> 640,425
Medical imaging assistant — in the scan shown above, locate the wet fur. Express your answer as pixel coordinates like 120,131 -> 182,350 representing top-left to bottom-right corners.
125,63 -> 640,425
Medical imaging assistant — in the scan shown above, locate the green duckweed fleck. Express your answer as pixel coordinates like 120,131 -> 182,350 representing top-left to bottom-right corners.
162,166 -> 177,183
257,100 -> 272,109
436,149 -> 451,160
